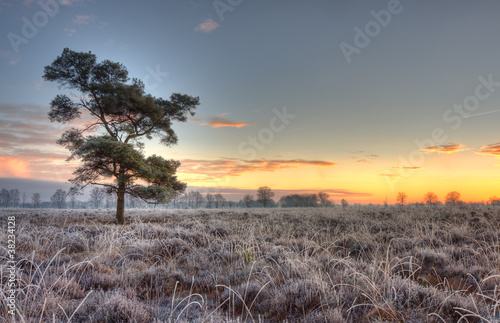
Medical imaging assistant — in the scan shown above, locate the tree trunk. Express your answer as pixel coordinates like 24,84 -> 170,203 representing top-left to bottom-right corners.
116,182 -> 126,224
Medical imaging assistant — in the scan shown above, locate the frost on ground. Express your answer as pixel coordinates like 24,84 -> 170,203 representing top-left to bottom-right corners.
0,207 -> 499,322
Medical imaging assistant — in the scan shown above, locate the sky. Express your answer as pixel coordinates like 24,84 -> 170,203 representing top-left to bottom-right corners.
1,0 -> 500,203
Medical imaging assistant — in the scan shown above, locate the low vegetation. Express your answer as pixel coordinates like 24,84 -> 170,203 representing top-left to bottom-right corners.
1,206 -> 499,322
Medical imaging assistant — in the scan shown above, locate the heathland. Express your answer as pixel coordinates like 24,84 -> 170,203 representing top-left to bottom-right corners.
1,206 -> 499,322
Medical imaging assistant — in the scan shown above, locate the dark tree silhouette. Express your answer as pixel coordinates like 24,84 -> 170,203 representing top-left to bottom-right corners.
214,193 -> 226,208
43,48 -> 200,224
206,193 -> 215,208
424,192 -> 438,206
89,187 -> 106,209
9,189 -> 20,208
396,192 -> 407,206
242,194 -> 254,208
445,191 -> 461,205
32,193 -> 41,209
318,192 -> 331,207
257,186 -> 274,207
51,189 -> 67,209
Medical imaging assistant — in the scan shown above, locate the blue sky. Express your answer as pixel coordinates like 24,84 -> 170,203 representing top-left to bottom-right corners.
1,0 -> 500,202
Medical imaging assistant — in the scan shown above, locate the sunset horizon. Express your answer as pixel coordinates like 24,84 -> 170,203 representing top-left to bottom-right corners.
1,0 -> 500,205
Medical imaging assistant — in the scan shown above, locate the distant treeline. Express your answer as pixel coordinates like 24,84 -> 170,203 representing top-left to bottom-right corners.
0,187 -> 499,209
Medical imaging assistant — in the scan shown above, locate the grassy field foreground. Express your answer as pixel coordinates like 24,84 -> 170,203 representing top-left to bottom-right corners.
0,206 -> 499,322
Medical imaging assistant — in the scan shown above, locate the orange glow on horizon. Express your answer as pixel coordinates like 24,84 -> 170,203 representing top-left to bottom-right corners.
2,147 -> 499,205
0,157 -> 30,178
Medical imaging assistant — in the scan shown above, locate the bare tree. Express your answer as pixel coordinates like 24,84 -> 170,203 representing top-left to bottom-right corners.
279,194 -> 319,207
69,194 -> 77,209
191,191 -> 204,208
214,193 -> 226,208
89,187 -> 106,209
185,191 -> 203,208
51,189 -> 67,209
318,192 -> 331,207
489,196 -> 500,206
424,192 -> 438,206
32,193 -> 42,209
0,189 -> 9,207
242,194 -> 254,208
105,190 -> 114,209
176,193 -> 188,209
396,192 -> 407,206
22,192 -> 26,208
445,191 -> 461,205
206,193 -> 215,208
10,189 -> 20,208
257,186 -> 274,207
170,194 -> 182,208
341,199 -> 348,209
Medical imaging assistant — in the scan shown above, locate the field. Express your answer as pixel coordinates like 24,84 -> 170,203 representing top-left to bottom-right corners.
0,206 -> 499,322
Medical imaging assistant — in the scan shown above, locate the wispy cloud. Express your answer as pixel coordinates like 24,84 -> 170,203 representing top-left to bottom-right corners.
0,157 -> 30,178
64,28 -> 76,36
352,152 -> 379,163
476,143 -> 500,159
32,80 -> 44,91
392,166 -> 422,171
0,0 -> 12,11
377,166 -> 422,178
377,172 -> 399,178
0,50 -> 21,66
24,0 -> 83,6
202,117 -> 254,128
72,14 -> 96,24
420,144 -> 467,154
0,103 -> 81,180
60,0 -> 85,5
195,19 -> 220,33
179,158 -> 337,181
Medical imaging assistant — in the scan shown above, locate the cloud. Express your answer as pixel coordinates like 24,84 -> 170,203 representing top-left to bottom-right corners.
377,173 -> 399,178
377,166 -> 422,178
0,103 -> 80,180
23,0 -> 83,6
72,14 -> 96,24
0,157 -> 30,178
392,166 -> 422,171
64,28 -> 76,36
32,80 -> 44,90
195,19 -> 220,33
420,144 -> 467,154
179,158 -> 337,181
476,143 -> 500,159
0,0 -> 12,11
60,0 -> 84,5
0,50 -> 21,66
203,117 -> 253,128
22,0 -> 36,6
352,152 -> 379,164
